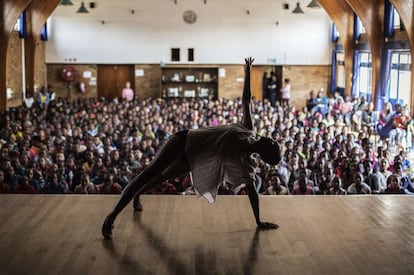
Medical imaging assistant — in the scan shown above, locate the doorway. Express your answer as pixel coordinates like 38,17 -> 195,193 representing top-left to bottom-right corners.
97,65 -> 135,100
251,66 -> 283,101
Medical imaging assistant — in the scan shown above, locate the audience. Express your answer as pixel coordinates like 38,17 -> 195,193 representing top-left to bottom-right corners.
0,169 -> 10,193
0,91 -> 413,196
347,172 -> 371,195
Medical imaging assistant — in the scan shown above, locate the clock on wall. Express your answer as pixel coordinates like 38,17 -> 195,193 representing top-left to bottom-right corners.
183,10 -> 197,24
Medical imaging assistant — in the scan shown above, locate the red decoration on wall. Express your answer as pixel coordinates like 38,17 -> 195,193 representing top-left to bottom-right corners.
62,67 -> 77,82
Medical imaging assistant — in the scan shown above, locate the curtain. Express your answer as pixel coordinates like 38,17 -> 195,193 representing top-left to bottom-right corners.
351,51 -> 360,98
41,23 -> 48,41
330,50 -> 337,93
384,0 -> 394,38
375,49 -> 392,111
19,11 -> 26,39
353,13 -> 361,41
331,22 -> 339,42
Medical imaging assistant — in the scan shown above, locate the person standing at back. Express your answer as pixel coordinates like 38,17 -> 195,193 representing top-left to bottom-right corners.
267,73 -> 278,107
262,72 -> 270,101
280,78 -> 291,108
122,81 -> 134,102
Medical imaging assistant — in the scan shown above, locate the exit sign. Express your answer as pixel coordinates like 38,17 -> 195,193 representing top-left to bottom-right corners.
267,58 -> 277,64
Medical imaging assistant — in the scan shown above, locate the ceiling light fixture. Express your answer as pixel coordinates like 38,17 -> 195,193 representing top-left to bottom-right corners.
77,2 -> 89,13
59,0 -> 74,5
307,0 -> 321,8
292,2 -> 304,13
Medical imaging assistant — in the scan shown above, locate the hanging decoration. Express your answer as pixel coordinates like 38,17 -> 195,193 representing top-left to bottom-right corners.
62,67 -> 77,82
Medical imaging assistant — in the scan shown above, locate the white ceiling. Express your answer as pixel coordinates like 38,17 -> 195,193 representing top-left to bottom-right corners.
53,0 -> 325,26
47,0 -> 331,64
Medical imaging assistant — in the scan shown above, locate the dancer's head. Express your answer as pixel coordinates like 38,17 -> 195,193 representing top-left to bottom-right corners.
254,137 -> 281,165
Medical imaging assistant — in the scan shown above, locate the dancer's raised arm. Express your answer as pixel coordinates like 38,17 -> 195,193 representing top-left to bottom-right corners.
242,57 -> 254,131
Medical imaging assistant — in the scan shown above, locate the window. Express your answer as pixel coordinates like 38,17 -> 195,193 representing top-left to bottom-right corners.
393,8 -> 401,30
353,15 -> 365,40
360,26 -> 366,34
330,22 -> 339,42
171,48 -> 180,62
40,23 -> 48,41
357,52 -> 372,101
188,48 -> 194,62
357,17 -> 366,34
336,52 -> 345,89
13,17 -> 21,32
389,52 -> 411,108
14,12 -> 26,38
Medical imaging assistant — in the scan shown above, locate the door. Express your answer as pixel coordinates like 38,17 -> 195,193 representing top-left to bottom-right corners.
251,67 -> 264,101
97,65 -> 135,100
251,66 -> 282,101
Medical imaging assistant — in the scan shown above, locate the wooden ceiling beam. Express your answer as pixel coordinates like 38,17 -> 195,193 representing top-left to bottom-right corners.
346,0 -> 385,108
0,0 -> 31,111
317,0 -> 355,97
24,0 -> 60,98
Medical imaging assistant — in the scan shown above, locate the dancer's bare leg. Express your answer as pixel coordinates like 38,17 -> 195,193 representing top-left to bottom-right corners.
133,159 -> 190,210
102,132 -> 190,239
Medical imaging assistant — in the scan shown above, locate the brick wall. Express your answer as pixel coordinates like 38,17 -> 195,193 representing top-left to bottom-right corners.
134,64 -> 162,99
46,64 -> 98,101
282,65 -> 331,110
44,63 -> 329,110
6,34 -> 329,110
6,32 -> 23,108
7,34 -> 48,109
218,65 -> 245,100
218,64 -> 330,110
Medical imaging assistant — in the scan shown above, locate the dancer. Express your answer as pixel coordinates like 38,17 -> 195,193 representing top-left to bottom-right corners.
102,57 -> 281,239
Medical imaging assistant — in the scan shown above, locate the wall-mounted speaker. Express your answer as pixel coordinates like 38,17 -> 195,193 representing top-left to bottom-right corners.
89,2 -> 96,8
283,3 -> 289,9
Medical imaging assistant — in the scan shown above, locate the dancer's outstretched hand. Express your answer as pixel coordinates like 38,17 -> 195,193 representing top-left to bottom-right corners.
257,221 -> 279,230
245,57 -> 254,70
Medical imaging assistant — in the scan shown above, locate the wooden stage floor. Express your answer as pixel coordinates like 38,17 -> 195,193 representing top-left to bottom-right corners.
1,194 -> 414,275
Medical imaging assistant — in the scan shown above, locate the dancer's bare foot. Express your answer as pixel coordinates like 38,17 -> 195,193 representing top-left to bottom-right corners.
133,195 -> 143,211
102,215 -> 114,239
